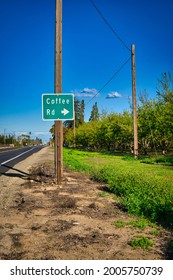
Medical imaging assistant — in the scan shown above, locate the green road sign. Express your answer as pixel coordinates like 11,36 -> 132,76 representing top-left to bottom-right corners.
42,93 -> 74,121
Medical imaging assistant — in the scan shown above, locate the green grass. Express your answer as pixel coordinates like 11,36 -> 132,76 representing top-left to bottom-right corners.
129,236 -> 153,250
63,148 -> 173,230
113,217 -> 157,230
140,156 -> 173,166
113,220 -> 127,228
148,229 -> 159,235
99,192 -> 112,197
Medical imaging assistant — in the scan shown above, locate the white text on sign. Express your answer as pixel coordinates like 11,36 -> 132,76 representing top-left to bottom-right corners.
46,97 -> 70,105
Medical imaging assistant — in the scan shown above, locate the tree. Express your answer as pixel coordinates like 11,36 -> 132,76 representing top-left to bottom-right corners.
49,98 -> 85,143
138,72 -> 173,153
75,99 -> 85,127
156,72 -> 173,103
80,100 -> 85,124
51,72 -> 173,153
65,111 -> 133,152
138,93 -> 159,153
63,98 -> 85,128
156,71 -> 173,145
89,102 -> 99,122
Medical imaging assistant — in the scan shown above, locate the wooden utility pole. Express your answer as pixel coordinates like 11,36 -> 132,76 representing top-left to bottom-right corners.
131,44 -> 138,159
54,0 -> 63,183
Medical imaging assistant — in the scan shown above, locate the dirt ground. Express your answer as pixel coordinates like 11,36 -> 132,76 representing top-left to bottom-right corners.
0,146 -> 172,260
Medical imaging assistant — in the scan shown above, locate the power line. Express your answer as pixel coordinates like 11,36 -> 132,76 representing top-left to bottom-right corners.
89,0 -> 131,52
86,56 -> 131,105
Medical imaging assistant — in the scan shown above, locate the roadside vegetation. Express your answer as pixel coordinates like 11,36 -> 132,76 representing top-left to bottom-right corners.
61,72 -> 173,231
60,72 -> 173,155
63,148 -> 173,231
49,72 -> 173,232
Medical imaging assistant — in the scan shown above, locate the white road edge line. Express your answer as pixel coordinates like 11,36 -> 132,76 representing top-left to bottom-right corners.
0,147 -> 36,166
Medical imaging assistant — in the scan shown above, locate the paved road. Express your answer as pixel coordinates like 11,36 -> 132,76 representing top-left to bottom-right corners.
0,145 -> 44,175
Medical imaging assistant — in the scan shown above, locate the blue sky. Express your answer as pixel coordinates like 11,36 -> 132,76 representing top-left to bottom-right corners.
0,0 -> 172,142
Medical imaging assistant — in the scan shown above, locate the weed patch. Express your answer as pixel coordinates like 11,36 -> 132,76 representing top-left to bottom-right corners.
129,236 -> 153,250
148,229 -> 159,235
113,220 -> 127,228
63,148 -> 173,230
91,166 -> 173,229
113,217 -> 157,230
99,192 -> 112,197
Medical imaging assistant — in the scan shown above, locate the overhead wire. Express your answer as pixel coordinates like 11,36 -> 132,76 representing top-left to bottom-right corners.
86,56 -> 131,105
86,0 -> 132,106
89,0 -> 131,52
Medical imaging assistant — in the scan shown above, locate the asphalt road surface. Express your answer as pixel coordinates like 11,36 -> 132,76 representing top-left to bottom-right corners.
0,145 -> 44,175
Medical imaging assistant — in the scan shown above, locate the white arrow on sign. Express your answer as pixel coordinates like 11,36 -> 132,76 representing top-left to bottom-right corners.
61,108 -> 69,116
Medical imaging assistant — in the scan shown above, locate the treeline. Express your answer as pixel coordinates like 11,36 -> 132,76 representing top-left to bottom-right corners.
0,134 -> 14,145
0,133 -> 42,146
50,72 -> 173,154
65,111 -> 134,152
